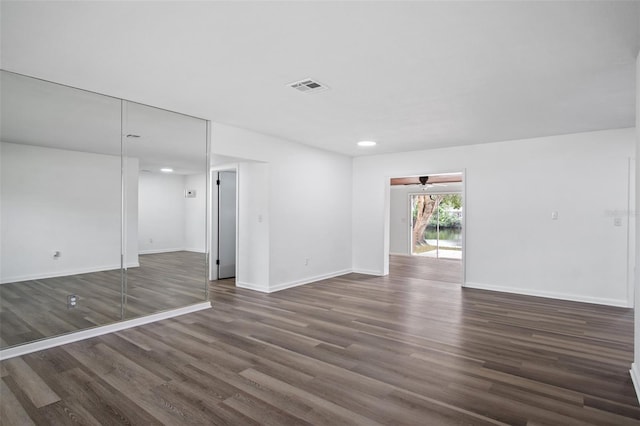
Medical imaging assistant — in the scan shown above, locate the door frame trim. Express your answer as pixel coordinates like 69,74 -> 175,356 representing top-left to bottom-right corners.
385,169 -> 466,285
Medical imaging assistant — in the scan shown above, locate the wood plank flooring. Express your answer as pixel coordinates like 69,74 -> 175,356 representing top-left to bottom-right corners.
0,251 -> 207,348
1,255 -> 638,425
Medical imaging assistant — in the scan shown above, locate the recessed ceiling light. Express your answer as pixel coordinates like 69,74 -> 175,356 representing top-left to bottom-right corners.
160,168 -> 174,173
357,140 -> 377,147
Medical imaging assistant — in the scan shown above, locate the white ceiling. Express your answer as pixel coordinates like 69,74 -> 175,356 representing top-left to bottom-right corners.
1,1 -> 638,157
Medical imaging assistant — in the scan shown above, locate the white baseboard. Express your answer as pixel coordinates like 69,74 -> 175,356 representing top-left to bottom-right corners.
1,262 -> 140,284
138,248 -> 185,255
464,281 -> 630,308
268,269 -> 352,293
630,363 -> 640,403
389,252 -> 412,257
0,301 -> 212,361
139,248 -> 206,255
352,268 -> 386,276
235,281 -> 269,293
236,269 -> 354,294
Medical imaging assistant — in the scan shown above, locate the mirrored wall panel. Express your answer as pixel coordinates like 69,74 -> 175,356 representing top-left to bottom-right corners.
123,101 -> 208,319
0,70 -> 209,349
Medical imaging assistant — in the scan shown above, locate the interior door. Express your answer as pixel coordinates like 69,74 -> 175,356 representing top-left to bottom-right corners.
217,171 -> 236,278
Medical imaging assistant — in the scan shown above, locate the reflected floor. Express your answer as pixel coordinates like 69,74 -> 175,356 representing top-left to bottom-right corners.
0,251 -> 207,348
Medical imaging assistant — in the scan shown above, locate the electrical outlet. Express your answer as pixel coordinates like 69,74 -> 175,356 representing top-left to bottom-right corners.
614,217 -> 622,227
67,294 -> 78,308
305,258 -> 310,266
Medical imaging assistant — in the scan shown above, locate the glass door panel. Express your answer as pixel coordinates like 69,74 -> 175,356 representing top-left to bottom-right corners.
411,193 -> 462,259
410,194 -> 438,256
434,194 -> 462,259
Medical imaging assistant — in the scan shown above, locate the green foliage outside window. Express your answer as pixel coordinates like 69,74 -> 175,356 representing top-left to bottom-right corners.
429,194 -> 462,229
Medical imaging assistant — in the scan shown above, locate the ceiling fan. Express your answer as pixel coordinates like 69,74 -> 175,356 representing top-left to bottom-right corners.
390,174 -> 462,187
417,176 -> 448,189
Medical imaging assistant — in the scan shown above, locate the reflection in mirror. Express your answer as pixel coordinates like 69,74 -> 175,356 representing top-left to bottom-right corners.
0,71 -> 210,351
123,101 -> 208,319
0,71 -> 124,348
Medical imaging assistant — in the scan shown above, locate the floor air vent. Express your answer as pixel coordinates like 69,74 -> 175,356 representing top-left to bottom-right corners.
288,78 -> 329,94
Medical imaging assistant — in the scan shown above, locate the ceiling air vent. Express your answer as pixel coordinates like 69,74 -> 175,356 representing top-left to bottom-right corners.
288,78 -> 329,94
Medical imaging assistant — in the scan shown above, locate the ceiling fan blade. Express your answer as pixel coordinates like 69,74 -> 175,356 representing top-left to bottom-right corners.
390,174 -> 462,186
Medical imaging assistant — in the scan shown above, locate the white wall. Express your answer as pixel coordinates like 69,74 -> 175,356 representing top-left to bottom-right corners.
353,128 -> 635,307
138,173 -> 186,254
138,172 -> 206,254
184,173 -> 207,252
389,186 -> 411,255
237,162 -> 270,290
1,142 -> 139,283
125,161 -> 139,268
211,123 -> 352,292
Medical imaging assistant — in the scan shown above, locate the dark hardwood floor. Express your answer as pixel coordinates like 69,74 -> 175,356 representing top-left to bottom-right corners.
1,255 -> 638,425
0,251 -> 207,348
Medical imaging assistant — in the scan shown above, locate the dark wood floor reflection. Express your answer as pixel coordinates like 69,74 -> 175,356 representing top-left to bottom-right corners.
0,251 -> 206,348
1,255 -> 638,424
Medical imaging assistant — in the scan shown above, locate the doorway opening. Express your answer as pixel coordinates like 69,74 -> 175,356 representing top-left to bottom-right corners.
209,164 -> 239,283
389,171 -> 464,284
217,170 -> 236,279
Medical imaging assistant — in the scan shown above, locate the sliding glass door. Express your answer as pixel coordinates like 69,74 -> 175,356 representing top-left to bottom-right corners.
410,193 -> 462,259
